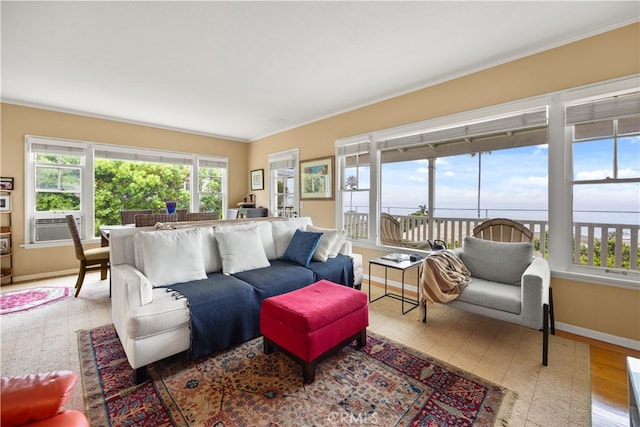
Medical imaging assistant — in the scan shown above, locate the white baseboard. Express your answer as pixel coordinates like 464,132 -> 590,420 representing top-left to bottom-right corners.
366,274 -> 640,351
13,269 -> 77,283
555,321 -> 640,351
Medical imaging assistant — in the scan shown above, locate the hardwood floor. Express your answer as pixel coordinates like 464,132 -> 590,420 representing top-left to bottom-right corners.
557,330 -> 640,427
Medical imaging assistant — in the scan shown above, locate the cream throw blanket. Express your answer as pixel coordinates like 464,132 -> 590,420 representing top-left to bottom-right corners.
421,251 -> 471,304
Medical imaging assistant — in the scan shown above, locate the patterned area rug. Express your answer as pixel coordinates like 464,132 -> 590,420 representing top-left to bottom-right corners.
78,324 -> 516,426
0,286 -> 69,315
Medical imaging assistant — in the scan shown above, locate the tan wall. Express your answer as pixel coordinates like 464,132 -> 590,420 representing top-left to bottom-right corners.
1,24 -> 638,342
249,23 -> 640,344
0,104 -> 249,280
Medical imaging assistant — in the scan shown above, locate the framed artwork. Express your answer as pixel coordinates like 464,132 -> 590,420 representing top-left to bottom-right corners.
0,195 -> 9,212
251,169 -> 264,191
0,237 -> 9,255
0,177 -> 14,191
300,156 -> 334,200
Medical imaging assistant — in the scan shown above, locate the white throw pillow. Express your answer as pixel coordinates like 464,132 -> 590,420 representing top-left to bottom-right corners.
216,225 -> 270,274
201,227 -> 221,273
215,221 -> 277,260
306,225 -> 340,262
272,221 -> 307,258
330,229 -> 348,256
133,228 -> 207,287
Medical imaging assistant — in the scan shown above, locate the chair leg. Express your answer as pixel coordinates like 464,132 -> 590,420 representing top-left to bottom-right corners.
549,287 -> 556,335
74,262 -> 87,297
135,366 -> 148,385
542,303 -> 549,366
100,261 -> 108,281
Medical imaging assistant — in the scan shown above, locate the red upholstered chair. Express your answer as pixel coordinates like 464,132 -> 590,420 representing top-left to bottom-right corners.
0,371 -> 89,427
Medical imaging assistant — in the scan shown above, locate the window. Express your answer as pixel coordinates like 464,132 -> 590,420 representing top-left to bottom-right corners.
337,138 -> 370,239
375,108 -> 549,249
197,157 -> 227,216
268,149 -> 299,218
25,136 -> 228,244
567,91 -> 640,275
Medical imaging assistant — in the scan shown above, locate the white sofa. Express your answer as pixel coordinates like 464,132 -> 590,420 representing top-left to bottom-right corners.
109,217 -> 363,383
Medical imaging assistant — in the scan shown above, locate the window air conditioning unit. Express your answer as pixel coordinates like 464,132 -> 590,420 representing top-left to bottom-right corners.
32,215 -> 80,243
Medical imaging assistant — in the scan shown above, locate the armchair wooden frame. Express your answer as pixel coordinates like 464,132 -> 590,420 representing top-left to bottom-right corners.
380,213 -> 431,250
473,218 -> 533,243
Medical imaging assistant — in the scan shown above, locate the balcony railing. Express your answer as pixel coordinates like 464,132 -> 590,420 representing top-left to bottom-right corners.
344,212 -> 639,271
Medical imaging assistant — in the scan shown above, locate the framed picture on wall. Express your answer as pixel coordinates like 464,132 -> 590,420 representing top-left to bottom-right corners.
0,195 -> 10,212
0,237 -> 10,255
251,169 -> 264,191
300,156 -> 334,200
0,177 -> 14,191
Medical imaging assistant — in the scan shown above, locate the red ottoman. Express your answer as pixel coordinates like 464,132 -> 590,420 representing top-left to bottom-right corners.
260,279 -> 369,384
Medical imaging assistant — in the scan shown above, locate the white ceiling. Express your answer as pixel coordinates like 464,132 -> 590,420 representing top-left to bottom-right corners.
2,1 -> 638,142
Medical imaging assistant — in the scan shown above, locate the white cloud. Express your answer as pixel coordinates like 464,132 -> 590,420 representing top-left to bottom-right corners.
575,169 -> 609,180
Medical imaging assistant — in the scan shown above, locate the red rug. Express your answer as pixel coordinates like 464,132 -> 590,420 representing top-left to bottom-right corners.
78,324 -> 516,426
0,286 -> 69,315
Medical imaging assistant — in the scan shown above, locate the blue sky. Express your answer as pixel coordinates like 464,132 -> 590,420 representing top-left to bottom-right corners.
345,136 -> 640,225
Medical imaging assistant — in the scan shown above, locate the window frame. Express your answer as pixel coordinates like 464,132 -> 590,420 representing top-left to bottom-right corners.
24,135 -> 228,246
335,75 -> 639,288
268,149 -> 299,218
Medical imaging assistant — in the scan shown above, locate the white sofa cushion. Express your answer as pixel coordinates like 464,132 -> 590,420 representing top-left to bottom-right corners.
216,221 -> 277,260
272,217 -> 312,258
133,228 -> 207,287
306,225 -> 347,261
201,227 -> 221,273
216,225 -> 270,274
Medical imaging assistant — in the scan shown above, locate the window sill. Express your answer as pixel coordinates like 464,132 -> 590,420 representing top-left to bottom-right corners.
22,237 -> 101,250
552,269 -> 639,290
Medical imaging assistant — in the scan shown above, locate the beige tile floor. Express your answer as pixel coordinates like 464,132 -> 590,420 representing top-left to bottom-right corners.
1,273 -> 590,426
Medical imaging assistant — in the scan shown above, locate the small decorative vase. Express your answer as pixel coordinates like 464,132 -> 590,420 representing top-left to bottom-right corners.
165,201 -> 177,214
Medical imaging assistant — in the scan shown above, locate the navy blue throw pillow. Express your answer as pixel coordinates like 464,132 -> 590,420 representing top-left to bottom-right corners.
281,229 -> 323,267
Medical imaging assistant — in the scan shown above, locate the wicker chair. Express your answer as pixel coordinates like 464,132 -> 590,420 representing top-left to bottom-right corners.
133,213 -> 179,227
186,212 -> 219,221
473,218 -> 533,243
66,215 -> 109,297
380,213 -> 431,250
120,209 -> 153,225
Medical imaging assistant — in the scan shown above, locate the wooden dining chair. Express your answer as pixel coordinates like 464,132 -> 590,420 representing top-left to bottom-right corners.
66,215 -> 109,297
119,209 -> 152,225
472,218 -> 533,243
133,213 -> 179,227
186,212 -> 219,221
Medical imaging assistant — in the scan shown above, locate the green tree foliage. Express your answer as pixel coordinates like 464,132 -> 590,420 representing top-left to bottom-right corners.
578,234 -> 637,270
94,160 -> 190,232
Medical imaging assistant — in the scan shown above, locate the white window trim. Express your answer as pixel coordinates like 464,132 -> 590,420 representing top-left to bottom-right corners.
24,135 -> 228,247
268,148 -> 299,217
335,74 -> 640,289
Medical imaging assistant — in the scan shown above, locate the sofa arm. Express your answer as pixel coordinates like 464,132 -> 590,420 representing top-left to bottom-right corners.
111,264 -> 154,307
338,239 -> 353,255
520,257 -> 551,329
0,371 -> 86,427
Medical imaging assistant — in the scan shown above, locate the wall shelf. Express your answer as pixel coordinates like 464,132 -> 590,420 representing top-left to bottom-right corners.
1,190 -> 13,284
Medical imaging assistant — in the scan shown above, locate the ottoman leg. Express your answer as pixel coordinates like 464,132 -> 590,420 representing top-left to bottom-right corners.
357,329 -> 367,348
303,360 -> 317,385
263,337 -> 274,355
